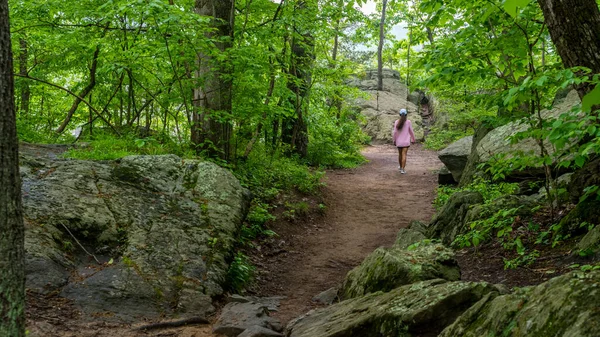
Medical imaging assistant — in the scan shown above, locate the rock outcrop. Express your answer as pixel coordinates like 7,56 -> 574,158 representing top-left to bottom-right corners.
439,271 -> 600,337
426,191 -> 484,245
438,136 -> 473,182
340,243 -> 460,299
286,279 -> 500,337
475,90 -> 580,174
21,152 -> 250,320
348,69 -> 425,143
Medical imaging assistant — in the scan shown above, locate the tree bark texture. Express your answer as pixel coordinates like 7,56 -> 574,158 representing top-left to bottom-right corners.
192,0 -> 234,160
18,39 -> 29,115
282,1 -> 315,158
377,0 -> 388,91
0,0 -> 26,336
537,0 -> 600,98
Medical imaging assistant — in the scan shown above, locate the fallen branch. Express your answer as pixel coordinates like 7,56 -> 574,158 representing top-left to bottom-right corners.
132,317 -> 209,331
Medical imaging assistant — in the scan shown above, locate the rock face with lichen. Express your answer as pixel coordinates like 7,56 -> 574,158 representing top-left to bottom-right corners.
348,69 -> 424,143
339,243 -> 460,299
286,279 -> 500,337
439,271 -> 600,337
21,152 -> 249,320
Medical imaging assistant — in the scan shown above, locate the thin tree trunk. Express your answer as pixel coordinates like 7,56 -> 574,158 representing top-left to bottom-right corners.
537,0 -> 600,99
377,0 -> 388,91
283,1 -> 314,158
56,46 -> 100,134
0,0 -> 25,335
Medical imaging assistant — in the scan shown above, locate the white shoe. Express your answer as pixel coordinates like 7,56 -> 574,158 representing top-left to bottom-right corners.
400,169 -> 406,174
398,166 -> 401,171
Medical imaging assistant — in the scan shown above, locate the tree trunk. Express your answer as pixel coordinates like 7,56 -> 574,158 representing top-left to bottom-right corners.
18,39 -> 29,115
55,46 -> 100,134
377,0 -> 388,91
537,0 -> 600,98
0,0 -> 26,335
282,1 -> 315,158
192,0 -> 234,161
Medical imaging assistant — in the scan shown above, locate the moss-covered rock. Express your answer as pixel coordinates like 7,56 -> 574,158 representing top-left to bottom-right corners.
439,271 -> 600,337
427,191 -> 484,245
287,279 -> 500,337
20,153 -> 250,320
577,226 -> 600,257
339,243 -> 460,299
393,228 -> 427,249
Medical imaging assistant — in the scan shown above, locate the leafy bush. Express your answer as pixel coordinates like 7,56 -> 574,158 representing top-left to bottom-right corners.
425,128 -> 472,151
226,252 -> 255,293
434,178 -> 519,210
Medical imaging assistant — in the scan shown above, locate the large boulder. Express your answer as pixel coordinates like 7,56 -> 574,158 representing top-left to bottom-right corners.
426,191 -> 484,245
21,153 -> 250,320
438,136 -> 473,182
439,271 -> 600,337
286,279 -> 501,337
340,243 -> 460,299
474,90 -> 580,174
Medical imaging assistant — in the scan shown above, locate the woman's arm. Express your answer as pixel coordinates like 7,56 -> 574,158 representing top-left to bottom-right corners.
392,120 -> 398,145
408,121 -> 416,143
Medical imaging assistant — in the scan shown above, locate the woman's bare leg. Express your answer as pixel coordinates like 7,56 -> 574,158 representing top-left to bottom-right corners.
397,148 -> 402,167
401,147 -> 409,169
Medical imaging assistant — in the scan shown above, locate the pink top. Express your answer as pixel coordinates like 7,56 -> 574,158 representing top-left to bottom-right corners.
392,119 -> 416,147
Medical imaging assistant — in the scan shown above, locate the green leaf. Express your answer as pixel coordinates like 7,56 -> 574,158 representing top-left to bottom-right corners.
582,84 -> 600,112
504,0 -> 532,18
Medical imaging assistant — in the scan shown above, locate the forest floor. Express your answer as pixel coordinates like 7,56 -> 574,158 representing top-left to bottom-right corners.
26,144 -> 585,336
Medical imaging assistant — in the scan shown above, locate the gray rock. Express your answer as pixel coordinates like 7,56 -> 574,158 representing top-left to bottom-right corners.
25,255 -> 69,294
577,226 -> 600,256
21,153 -> 250,318
438,136 -> 473,182
213,302 -> 282,337
407,220 -> 428,234
348,69 -> 425,144
427,191 -> 484,245
239,326 -> 283,337
439,271 -> 600,337
364,68 -> 401,80
287,279 -> 499,337
312,287 -> 339,305
438,165 -> 456,185
475,90 -> 581,176
340,243 -> 460,299
393,228 -> 427,249
61,265 -> 163,321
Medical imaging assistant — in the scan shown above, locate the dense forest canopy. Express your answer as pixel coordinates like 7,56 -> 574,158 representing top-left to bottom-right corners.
7,0 -> 600,165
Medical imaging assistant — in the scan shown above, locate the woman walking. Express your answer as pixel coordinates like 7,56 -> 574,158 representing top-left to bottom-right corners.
392,109 -> 416,174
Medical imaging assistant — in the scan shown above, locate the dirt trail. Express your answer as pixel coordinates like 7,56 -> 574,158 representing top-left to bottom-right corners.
256,144 -> 442,323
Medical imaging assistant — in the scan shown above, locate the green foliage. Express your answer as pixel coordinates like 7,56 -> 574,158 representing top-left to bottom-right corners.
406,239 -> 440,251
64,132 -> 194,160
424,128 -> 470,151
569,263 -> 600,272
226,252 -> 255,293
453,206 -> 522,249
282,201 -> 310,220
241,202 -> 277,243
235,149 -> 325,198
433,178 -> 519,210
